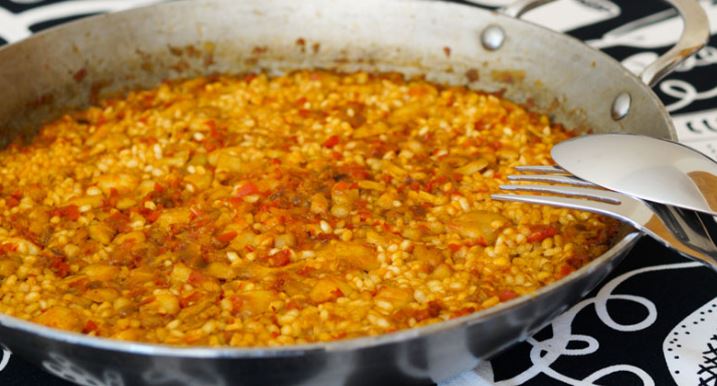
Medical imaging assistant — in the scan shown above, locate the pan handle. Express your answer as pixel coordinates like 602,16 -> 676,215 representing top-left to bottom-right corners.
499,0 -> 556,18
499,0 -> 709,87
638,0 -> 709,87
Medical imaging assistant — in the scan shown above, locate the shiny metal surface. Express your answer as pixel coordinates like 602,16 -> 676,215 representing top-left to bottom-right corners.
638,0 -> 709,86
495,169 -> 717,270
480,25 -> 506,51
611,91 -> 632,121
0,0 -> 684,141
499,0 -> 557,18
553,133 -> 717,216
498,0 -> 708,88
0,0 -> 706,384
648,202 -> 717,267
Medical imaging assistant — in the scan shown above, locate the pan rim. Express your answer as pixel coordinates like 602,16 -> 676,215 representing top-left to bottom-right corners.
0,0 -> 665,359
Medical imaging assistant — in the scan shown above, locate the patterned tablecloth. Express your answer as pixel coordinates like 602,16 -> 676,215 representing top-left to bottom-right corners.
0,1 -> 716,385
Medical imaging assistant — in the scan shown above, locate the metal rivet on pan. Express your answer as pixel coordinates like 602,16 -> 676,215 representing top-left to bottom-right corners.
611,92 -> 631,121
481,25 -> 505,51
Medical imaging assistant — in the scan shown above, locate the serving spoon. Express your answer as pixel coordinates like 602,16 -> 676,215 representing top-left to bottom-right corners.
551,133 -> 717,216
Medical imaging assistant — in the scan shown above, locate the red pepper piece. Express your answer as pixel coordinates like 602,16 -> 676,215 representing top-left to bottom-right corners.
235,183 -> 260,198
83,320 -> 98,334
51,205 -> 81,221
527,225 -> 558,243
323,135 -> 340,148
50,257 -> 71,278
216,230 -> 238,243
188,271 -> 206,285
333,181 -> 351,191
0,243 -> 18,255
498,290 -> 518,302
267,249 -> 291,267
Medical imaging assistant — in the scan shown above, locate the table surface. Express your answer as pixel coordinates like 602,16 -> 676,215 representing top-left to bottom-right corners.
0,1 -> 716,385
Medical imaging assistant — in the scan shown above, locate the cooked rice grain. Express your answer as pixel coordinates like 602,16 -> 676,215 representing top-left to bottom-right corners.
0,71 -> 617,346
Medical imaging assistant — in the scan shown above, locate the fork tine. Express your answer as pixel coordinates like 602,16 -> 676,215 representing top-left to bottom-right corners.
498,184 -> 623,204
514,165 -> 567,174
491,193 -> 626,219
507,174 -> 597,187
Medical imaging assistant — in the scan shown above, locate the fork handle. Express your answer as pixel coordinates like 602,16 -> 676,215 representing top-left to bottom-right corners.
644,203 -> 717,270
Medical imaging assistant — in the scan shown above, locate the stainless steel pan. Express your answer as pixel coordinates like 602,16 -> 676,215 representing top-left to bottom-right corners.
0,0 -> 708,385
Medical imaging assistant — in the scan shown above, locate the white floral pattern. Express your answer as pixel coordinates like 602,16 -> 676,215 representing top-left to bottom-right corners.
0,345 -> 11,373
663,297 -> 717,386
442,262 -> 705,386
0,0 -> 160,43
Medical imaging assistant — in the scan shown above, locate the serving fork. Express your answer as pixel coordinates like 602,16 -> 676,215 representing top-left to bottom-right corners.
492,165 -> 717,270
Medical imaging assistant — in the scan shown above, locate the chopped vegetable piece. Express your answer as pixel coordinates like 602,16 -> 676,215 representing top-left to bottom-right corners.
0,70 -> 617,348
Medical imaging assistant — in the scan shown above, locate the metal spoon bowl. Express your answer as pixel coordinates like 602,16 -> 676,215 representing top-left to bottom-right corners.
552,133 -> 717,216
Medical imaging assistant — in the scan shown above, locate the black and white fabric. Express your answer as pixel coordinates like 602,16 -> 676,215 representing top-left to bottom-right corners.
0,1 -> 715,385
